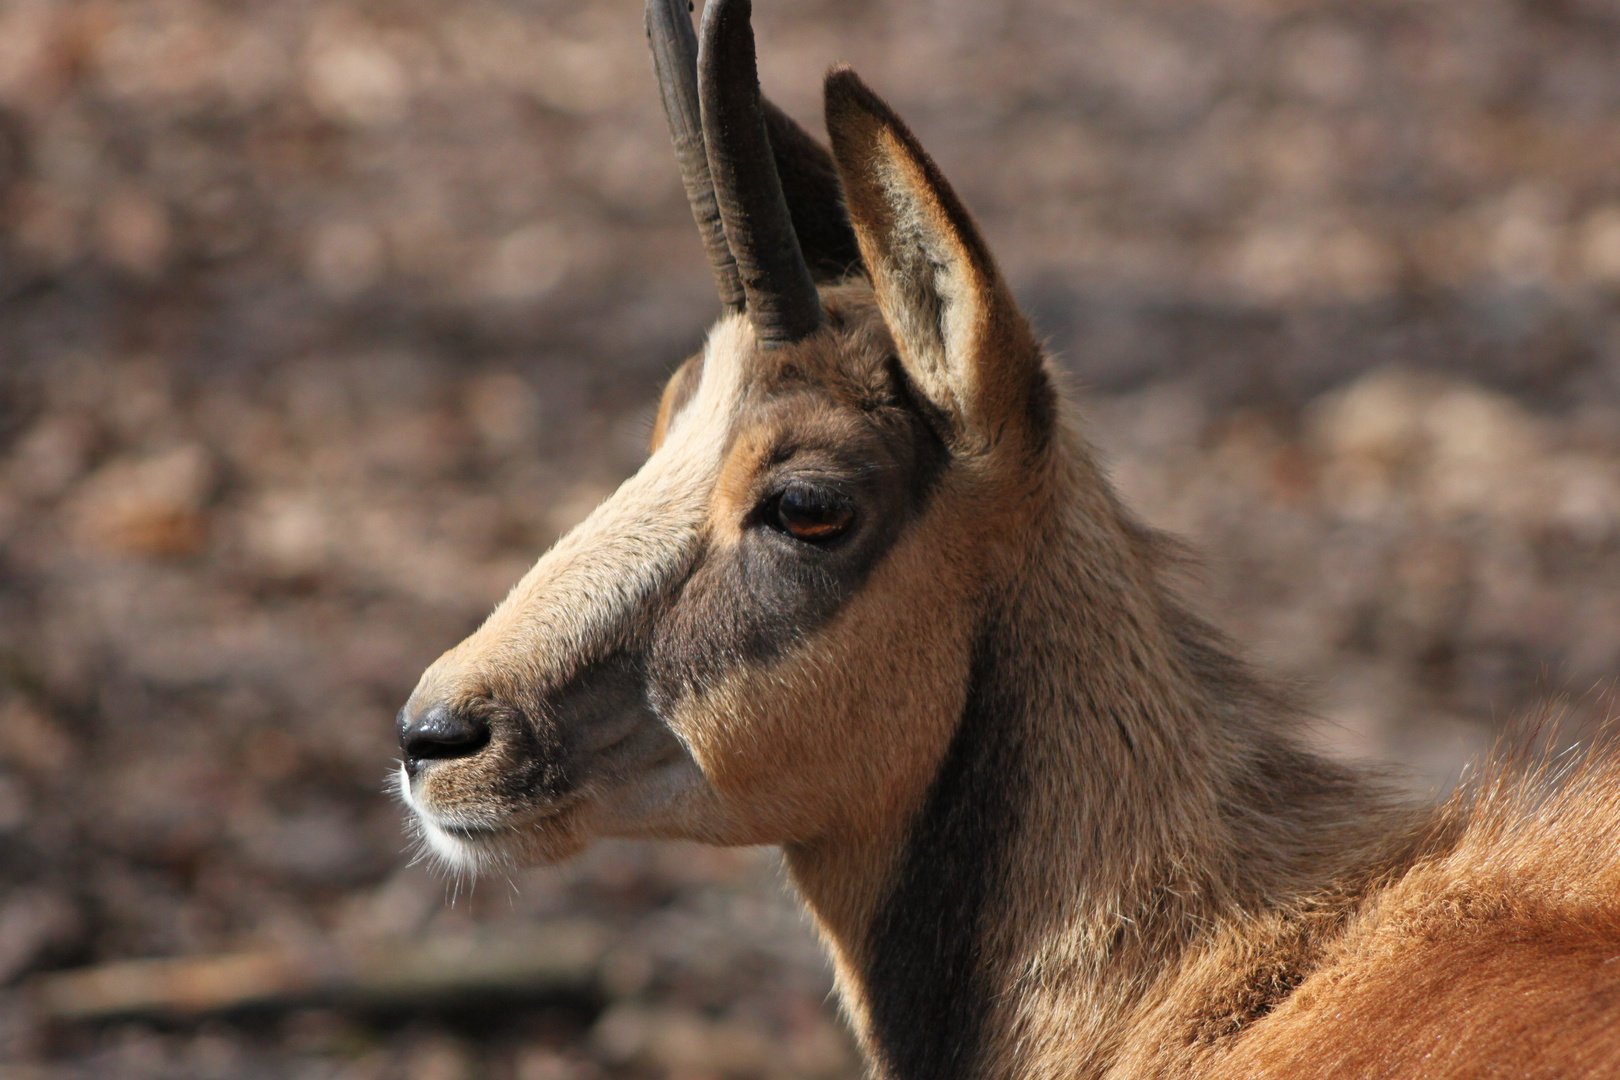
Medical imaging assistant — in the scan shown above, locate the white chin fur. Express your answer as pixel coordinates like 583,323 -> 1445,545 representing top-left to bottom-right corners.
395,764 -> 500,876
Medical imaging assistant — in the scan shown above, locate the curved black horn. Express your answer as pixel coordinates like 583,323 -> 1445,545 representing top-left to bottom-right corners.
646,0 -> 744,313
699,0 -> 823,346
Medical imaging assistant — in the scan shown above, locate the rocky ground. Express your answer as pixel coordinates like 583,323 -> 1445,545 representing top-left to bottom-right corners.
1,0 -> 1619,1077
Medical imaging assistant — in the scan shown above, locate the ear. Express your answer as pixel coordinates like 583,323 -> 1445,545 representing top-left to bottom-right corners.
824,66 -> 1051,453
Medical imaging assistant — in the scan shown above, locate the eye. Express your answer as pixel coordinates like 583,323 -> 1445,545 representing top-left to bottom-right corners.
769,485 -> 854,544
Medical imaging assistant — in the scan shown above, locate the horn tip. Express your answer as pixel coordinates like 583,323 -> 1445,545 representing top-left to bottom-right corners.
703,0 -> 754,35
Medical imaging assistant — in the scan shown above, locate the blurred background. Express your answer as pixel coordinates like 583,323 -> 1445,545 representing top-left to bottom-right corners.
2,0 -> 1620,1075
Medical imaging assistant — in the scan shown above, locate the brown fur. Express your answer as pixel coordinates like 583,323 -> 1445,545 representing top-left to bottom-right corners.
1204,751 -> 1620,1079
397,50 -> 1620,1080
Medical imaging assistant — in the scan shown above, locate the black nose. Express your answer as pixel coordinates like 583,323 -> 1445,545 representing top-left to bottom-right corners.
397,703 -> 491,772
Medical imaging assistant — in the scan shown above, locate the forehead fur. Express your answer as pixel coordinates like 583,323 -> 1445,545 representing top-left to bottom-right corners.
667,282 -> 922,443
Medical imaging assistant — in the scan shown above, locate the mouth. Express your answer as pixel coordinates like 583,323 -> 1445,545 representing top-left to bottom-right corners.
395,764 -> 588,873
439,821 -> 503,839
395,763 -> 504,864
391,661 -> 711,874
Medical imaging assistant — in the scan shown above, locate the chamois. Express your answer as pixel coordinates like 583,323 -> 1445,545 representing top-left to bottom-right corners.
396,1 -> 1620,1076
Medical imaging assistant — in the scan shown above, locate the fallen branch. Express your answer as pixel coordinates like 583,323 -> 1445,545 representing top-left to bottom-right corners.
28,919 -> 610,1022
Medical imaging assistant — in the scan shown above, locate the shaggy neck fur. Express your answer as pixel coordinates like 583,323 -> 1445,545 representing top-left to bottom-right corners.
784,421 -> 1424,1080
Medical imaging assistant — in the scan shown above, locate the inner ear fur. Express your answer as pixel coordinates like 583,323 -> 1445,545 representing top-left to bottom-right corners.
824,66 -> 1049,452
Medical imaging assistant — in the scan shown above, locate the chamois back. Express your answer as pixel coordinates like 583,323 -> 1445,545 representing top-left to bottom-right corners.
1213,744 -> 1620,1078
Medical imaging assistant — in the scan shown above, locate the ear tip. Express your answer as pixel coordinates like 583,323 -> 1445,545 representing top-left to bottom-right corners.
823,64 -> 873,112
823,65 -> 902,140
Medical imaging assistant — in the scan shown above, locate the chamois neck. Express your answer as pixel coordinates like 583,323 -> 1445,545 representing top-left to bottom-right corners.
785,437 -> 1401,1080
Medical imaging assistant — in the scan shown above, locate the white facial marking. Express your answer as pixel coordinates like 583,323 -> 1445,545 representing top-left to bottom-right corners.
399,316 -> 761,864
475,315 -> 755,670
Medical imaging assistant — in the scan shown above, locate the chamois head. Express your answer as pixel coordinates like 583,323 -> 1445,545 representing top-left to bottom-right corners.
398,0 -> 1056,873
